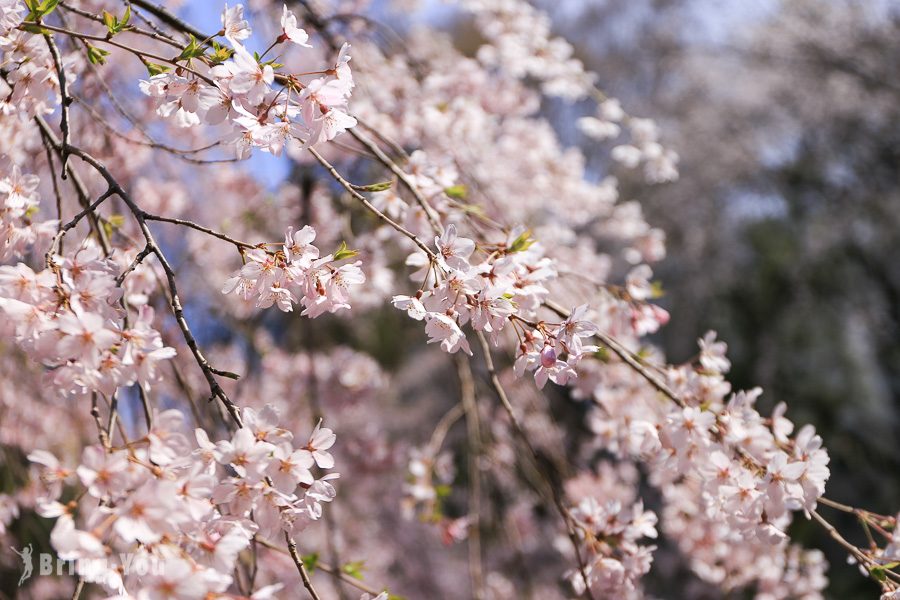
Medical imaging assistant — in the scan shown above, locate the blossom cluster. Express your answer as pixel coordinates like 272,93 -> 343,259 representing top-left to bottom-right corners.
567,497 -> 658,598
29,405 -> 338,597
455,0 -> 596,99
574,332 -> 832,595
0,3 -> 69,119
222,225 -> 365,316
0,163 -> 57,260
0,249 -> 175,399
140,4 -> 356,159
392,223 -> 672,388
579,100 -> 680,183
392,225 -> 553,356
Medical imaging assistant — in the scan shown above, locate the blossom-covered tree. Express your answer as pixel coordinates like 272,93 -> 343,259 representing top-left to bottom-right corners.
0,0 -> 897,598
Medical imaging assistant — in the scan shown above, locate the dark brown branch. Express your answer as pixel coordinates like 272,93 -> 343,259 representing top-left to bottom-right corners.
142,213 -> 258,250
127,0 -> 208,41
36,119 -> 244,428
42,33 -> 71,179
284,531 -> 323,600
474,332 -> 596,600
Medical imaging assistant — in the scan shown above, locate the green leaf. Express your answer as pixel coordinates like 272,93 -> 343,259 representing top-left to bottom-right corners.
871,562 -> 900,582
144,61 -> 171,76
434,483 -> 452,498
356,181 -> 393,192
594,347 -> 611,362
86,44 -> 111,65
102,6 -> 131,36
301,553 -> 319,572
458,203 -> 486,217
649,280 -> 665,299
444,184 -> 467,199
25,0 -> 58,19
177,35 -> 205,61
332,241 -> 359,261
341,560 -> 366,580
508,229 -> 535,253
102,10 -> 116,33
107,214 -> 126,229
208,41 -> 233,64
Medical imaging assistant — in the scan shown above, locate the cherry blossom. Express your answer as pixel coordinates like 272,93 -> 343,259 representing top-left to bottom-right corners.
0,1 -> 891,598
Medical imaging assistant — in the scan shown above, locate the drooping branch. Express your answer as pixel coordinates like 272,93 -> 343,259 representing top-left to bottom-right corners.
36,116 -> 244,428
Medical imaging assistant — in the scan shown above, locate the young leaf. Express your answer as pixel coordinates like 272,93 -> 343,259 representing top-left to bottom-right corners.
102,10 -> 116,33
434,483 -> 452,498
20,23 -> 51,34
25,0 -> 59,20
86,44 -> 111,65
301,552 -> 319,572
508,229 -> 535,253
356,181 -> 393,192
144,61 -> 171,77
177,35 -> 205,61
106,215 -> 126,229
341,561 -> 366,580
102,7 -> 132,36
209,41 -> 233,64
333,241 -> 359,261
444,184 -> 467,199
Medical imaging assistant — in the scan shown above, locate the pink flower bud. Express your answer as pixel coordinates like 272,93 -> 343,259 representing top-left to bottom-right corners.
540,345 -> 557,368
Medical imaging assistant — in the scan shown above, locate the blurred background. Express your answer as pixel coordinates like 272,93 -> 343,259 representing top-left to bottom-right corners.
523,0 -> 899,595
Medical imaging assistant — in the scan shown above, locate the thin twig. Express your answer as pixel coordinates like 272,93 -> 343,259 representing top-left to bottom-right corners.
544,300 -> 685,407
40,133 -> 65,237
58,2 -> 183,49
42,33 -> 71,179
427,403 -> 465,456
142,213 -> 258,250
284,532 -> 323,600
456,354 -> 485,600
45,188 -> 115,267
22,22 -> 216,85
810,509 -> 899,589
474,331 -> 596,600
256,537 -> 386,596
71,577 -> 85,600
349,128 -> 443,234
128,0 -> 209,41
308,147 -> 437,259
35,120 -> 111,254
37,125 -> 244,428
